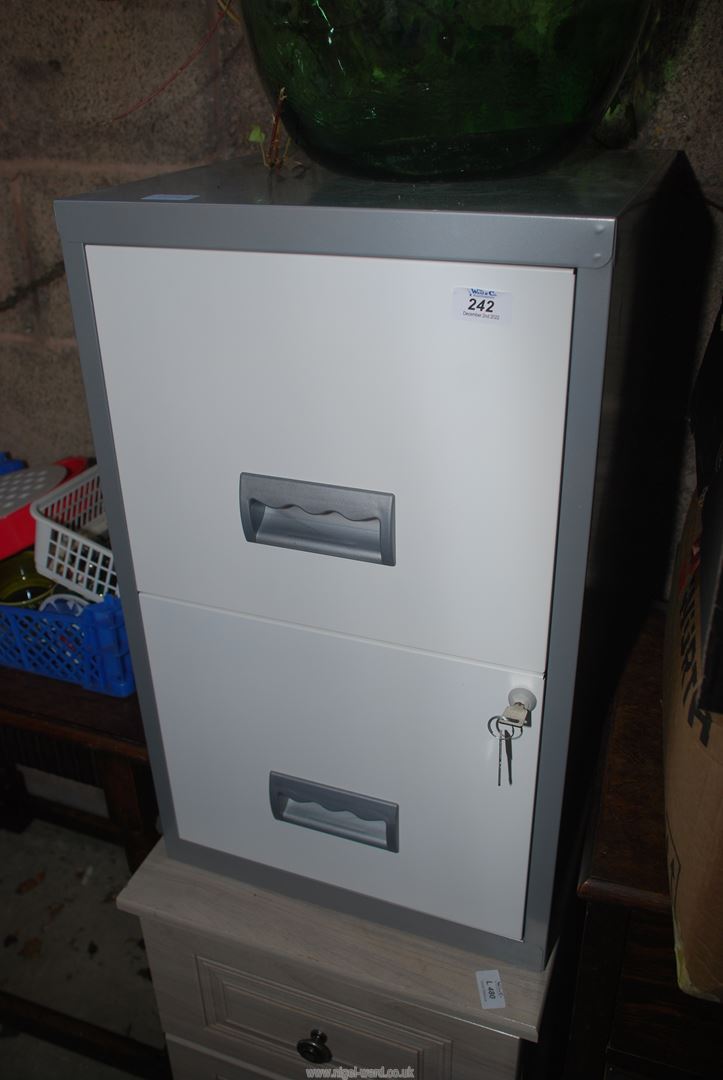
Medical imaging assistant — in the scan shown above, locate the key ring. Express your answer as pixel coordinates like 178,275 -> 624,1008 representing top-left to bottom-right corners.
487,716 -> 523,739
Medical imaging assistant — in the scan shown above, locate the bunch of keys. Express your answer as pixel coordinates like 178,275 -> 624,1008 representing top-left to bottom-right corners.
487,715 -> 523,786
486,690 -> 537,787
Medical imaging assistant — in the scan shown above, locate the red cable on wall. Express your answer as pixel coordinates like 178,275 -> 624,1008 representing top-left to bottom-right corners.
111,4 -> 229,123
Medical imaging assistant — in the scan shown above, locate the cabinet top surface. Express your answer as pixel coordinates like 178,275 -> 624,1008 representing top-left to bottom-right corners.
118,842 -> 551,1043
55,151 -> 682,269
58,150 -> 675,222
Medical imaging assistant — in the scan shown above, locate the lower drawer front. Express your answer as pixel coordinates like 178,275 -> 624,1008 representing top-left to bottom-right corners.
167,1035 -> 291,1080
146,923 -> 519,1080
141,593 -> 544,942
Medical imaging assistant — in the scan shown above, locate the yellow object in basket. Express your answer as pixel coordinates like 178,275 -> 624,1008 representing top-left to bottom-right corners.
0,550 -> 55,608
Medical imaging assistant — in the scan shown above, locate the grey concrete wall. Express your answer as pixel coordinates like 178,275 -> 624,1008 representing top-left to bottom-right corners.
1,0 -> 721,467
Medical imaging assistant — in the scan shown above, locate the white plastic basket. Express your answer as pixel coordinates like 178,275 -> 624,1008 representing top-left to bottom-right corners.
30,465 -> 118,601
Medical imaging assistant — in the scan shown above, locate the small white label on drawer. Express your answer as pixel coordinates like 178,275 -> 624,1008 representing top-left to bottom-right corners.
476,968 -> 506,1010
453,287 -> 508,323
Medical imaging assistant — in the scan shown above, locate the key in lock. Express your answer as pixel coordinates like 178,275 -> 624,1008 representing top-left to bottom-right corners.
487,688 -> 538,786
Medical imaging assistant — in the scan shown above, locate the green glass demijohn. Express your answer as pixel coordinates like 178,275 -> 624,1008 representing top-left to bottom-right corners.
241,0 -> 652,179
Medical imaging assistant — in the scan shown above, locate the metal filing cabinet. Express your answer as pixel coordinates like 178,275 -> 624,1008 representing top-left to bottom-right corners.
56,151 -> 687,970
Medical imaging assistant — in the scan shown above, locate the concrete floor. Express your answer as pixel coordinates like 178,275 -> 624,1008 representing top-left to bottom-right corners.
0,819 -> 164,1079
0,1034 -> 145,1080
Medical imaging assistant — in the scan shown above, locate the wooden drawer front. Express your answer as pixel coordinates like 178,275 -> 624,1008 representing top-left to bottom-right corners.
197,955 -> 449,1077
167,1035 -> 294,1080
144,922 -> 520,1080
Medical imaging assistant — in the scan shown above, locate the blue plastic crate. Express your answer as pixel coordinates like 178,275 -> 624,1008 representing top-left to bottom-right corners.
0,594 -> 135,697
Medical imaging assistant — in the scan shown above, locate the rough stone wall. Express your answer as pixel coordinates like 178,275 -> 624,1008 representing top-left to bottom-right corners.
1,0 -> 721,468
631,0 -> 723,351
630,0 -> 723,523
0,0 -> 267,464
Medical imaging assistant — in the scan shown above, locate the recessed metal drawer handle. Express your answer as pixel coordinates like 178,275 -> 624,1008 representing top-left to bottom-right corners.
239,473 -> 395,565
269,772 -> 399,852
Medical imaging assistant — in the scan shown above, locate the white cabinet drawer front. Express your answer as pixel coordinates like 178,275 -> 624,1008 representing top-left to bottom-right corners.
197,955 -> 450,1076
88,246 -> 573,674
141,594 -> 544,941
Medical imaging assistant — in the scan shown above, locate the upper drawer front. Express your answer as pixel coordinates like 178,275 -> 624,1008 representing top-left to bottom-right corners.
166,1034 -> 518,1080
146,923 -> 519,1080
87,247 -> 573,674
197,955 -> 449,1075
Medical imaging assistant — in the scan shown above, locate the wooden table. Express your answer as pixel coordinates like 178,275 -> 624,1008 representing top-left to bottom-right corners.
0,666 -> 157,870
565,612 -> 723,1079
0,666 -> 168,1078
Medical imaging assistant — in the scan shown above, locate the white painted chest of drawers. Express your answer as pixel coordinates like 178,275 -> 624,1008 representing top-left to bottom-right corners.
118,843 -> 550,1079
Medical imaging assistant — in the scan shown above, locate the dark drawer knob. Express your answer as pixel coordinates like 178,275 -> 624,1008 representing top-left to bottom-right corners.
296,1028 -> 333,1063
